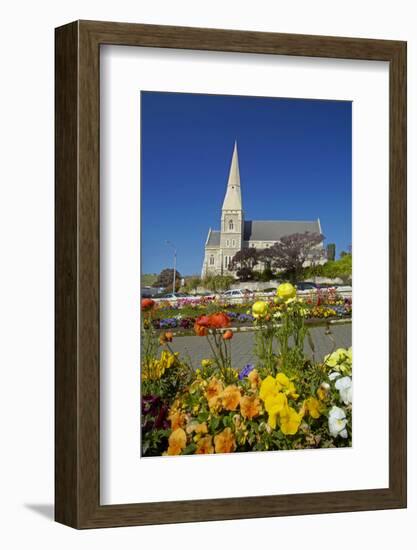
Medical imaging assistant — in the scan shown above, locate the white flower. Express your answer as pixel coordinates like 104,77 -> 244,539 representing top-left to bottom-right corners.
328,371 -> 341,381
335,376 -> 352,405
328,406 -> 348,438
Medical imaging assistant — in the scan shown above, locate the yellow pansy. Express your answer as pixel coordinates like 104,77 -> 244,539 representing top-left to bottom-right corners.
276,372 -> 299,399
264,393 -> 287,429
280,405 -> 302,435
304,397 -> 323,419
259,375 -> 278,401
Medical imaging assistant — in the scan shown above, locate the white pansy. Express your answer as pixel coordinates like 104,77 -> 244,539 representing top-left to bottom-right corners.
328,406 -> 348,438
328,371 -> 341,381
335,376 -> 352,405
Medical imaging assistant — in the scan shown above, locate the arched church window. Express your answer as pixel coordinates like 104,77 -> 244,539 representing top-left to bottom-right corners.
226,239 -> 230,247
209,255 -> 214,265
232,239 -> 236,247
229,220 -> 234,231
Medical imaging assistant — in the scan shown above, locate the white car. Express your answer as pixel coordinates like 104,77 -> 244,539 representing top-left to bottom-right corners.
221,289 -> 254,299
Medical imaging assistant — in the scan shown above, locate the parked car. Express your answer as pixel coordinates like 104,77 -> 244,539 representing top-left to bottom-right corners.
295,282 -> 318,293
221,289 -> 254,300
154,292 -> 189,301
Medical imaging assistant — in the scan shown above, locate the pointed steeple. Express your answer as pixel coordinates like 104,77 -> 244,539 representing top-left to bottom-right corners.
222,141 -> 242,211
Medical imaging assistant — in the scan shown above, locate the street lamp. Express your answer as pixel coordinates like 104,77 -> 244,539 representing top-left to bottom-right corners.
165,240 -> 177,294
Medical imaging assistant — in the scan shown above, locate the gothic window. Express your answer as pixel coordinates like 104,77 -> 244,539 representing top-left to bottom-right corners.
209,255 -> 214,265
226,239 -> 230,247
232,239 -> 236,247
228,220 -> 234,231
224,256 -> 228,268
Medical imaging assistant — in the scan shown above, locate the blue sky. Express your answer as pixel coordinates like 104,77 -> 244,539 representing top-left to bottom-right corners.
141,92 -> 351,276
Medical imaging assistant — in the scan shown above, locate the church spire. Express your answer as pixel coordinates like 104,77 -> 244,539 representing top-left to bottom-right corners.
222,141 -> 242,211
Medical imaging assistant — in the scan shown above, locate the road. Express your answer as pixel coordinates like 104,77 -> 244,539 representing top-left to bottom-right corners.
160,323 -> 352,370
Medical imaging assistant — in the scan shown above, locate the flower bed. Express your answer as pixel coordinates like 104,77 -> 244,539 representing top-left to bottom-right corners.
141,284 -> 352,456
148,300 -> 352,331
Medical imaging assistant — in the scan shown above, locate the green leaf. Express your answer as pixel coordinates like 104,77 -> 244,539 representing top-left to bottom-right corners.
182,443 -> 197,455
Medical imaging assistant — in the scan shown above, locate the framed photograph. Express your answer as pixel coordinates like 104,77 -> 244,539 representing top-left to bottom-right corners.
55,20 -> 406,528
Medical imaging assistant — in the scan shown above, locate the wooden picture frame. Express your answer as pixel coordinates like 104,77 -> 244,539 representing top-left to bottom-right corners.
55,20 -> 407,528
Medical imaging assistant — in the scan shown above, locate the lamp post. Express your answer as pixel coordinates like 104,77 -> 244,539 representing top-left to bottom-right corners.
165,240 -> 177,294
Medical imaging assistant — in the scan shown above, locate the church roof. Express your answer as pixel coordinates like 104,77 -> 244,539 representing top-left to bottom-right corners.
243,220 -> 321,242
206,230 -> 221,247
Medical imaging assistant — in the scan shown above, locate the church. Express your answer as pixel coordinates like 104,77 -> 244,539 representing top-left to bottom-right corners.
201,142 -> 325,278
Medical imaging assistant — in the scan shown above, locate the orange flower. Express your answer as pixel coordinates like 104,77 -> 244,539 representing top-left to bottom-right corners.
240,395 -> 261,419
221,385 -> 241,411
141,298 -> 155,311
196,315 -> 211,327
159,331 -> 174,344
214,427 -> 236,453
205,377 -> 224,409
194,322 -> 208,336
166,428 -> 187,455
223,330 -> 233,340
195,435 -> 214,455
209,312 -> 230,329
168,409 -> 186,430
248,369 -> 261,389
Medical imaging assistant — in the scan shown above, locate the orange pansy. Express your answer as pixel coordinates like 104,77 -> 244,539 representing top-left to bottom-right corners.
166,428 -> 187,455
240,395 -> 262,419
214,427 -> 237,454
195,435 -> 214,455
221,385 -> 241,411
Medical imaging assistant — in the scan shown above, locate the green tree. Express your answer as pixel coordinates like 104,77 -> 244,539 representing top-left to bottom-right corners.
155,268 -> 182,291
265,232 -> 325,282
184,276 -> 201,293
230,248 -> 259,271
202,275 -> 234,292
142,273 -> 158,286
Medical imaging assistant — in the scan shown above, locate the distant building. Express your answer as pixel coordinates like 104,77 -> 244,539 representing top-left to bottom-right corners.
201,142 -> 325,277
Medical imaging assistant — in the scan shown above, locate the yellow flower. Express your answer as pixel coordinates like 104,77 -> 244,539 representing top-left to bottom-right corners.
221,385 -> 241,411
280,405 -> 302,435
195,435 -> 214,455
240,395 -> 262,420
160,350 -> 177,370
166,428 -> 187,455
304,397 -> 323,419
248,368 -> 261,389
317,384 -> 329,401
264,393 -> 287,429
276,283 -> 296,302
252,301 -> 269,319
276,372 -> 299,399
259,375 -> 278,401
201,358 -> 213,368
214,427 -> 237,453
